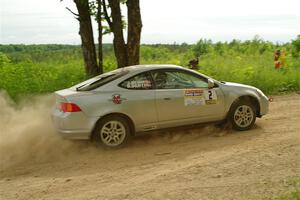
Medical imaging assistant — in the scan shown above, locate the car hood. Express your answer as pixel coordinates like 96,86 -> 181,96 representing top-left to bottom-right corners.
223,82 -> 257,90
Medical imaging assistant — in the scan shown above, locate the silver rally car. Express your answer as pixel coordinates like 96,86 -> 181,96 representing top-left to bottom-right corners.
52,64 -> 269,148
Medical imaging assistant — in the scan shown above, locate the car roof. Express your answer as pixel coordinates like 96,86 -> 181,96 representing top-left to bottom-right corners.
123,64 -> 184,73
120,64 -> 215,83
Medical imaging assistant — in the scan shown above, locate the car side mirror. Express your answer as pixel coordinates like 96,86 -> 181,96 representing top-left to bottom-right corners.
208,79 -> 215,89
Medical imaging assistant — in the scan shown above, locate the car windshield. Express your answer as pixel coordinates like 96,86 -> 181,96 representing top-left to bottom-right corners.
73,68 -> 128,91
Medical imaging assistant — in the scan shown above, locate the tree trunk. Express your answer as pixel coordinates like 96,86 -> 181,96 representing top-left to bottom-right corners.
126,0 -> 142,66
108,0 -> 128,68
97,0 -> 103,74
74,0 -> 99,77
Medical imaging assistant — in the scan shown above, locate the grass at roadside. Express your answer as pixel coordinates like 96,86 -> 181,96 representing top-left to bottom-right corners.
271,178 -> 300,200
275,190 -> 300,200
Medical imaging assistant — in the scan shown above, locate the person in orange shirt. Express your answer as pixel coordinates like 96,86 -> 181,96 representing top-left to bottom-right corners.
280,49 -> 286,68
274,49 -> 281,69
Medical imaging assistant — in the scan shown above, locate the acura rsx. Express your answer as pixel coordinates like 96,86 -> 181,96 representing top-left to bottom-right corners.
52,65 -> 269,148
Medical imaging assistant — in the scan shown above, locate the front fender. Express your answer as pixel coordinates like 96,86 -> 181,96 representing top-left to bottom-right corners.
220,85 -> 265,116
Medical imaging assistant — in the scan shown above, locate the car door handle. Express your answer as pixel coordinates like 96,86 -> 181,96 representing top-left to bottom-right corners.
163,97 -> 171,100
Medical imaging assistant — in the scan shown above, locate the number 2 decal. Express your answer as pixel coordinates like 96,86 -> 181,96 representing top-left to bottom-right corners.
205,89 -> 217,105
208,90 -> 213,100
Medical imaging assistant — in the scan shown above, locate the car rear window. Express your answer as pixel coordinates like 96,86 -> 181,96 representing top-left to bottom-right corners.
74,69 -> 128,91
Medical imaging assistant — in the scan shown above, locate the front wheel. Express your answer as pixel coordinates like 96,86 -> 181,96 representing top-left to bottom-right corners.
229,100 -> 256,131
94,116 -> 131,148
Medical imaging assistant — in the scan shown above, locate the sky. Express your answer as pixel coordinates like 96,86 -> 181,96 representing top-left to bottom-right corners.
0,0 -> 300,44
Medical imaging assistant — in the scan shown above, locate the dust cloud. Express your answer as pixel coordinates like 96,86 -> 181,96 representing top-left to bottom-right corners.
0,91 -> 81,169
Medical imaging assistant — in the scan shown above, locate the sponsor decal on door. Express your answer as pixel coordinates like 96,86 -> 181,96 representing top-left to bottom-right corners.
184,89 -> 217,106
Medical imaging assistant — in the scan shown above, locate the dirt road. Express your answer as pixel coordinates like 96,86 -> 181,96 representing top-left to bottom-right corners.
0,94 -> 299,200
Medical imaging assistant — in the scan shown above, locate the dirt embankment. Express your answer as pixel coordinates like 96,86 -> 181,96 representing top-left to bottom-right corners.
0,93 -> 299,200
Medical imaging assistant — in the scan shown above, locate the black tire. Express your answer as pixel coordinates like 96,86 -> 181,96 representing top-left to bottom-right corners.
228,99 -> 256,131
93,115 -> 131,148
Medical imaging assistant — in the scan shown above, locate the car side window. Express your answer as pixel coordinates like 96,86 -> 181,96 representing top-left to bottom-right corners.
152,70 -> 208,89
119,72 -> 153,90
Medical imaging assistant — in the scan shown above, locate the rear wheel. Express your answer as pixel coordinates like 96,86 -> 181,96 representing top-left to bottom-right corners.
94,116 -> 131,148
229,100 -> 256,131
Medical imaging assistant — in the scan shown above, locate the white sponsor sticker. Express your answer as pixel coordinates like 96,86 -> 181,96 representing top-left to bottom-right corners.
184,89 -> 218,106
184,89 -> 205,106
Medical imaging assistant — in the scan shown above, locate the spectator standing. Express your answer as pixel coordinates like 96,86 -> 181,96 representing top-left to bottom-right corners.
274,50 -> 281,69
280,49 -> 286,68
188,57 -> 199,70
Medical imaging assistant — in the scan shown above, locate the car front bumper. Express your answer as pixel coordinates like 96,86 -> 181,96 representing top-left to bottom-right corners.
259,95 -> 269,116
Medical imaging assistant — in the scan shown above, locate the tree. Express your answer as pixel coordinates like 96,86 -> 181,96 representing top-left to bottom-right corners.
97,0 -> 103,73
72,0 -> 100,77
65,0 -> 142,75
89,0 -> 104,73
126,0 -> 142,66
107,0 -> 128,68
103,0 -> 142,68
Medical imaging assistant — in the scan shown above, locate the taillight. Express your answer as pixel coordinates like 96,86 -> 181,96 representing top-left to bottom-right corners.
60,103 -> 82,112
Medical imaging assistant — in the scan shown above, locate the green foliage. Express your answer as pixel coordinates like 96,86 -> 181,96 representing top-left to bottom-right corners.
1,37 -> 300,101
274,191 -> 300,200
0,52 -> 11,67
0,60 -> 86,100
192,39 -> 212,57
274,178 -> 300,200
291,35 -> 300,57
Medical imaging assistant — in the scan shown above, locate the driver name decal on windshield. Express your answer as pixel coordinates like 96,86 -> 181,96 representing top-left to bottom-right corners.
126,80 -> 152,89
184,89 -> 205,106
